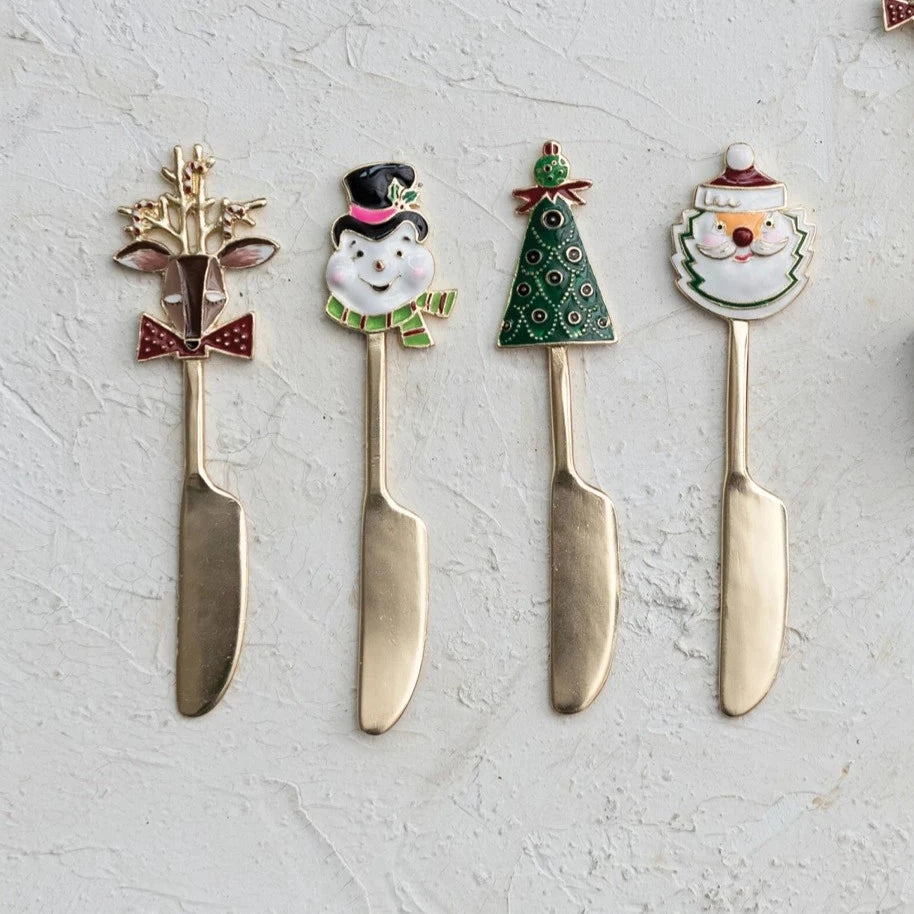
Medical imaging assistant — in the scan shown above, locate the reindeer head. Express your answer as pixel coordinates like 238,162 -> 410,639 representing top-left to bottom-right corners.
115,238 -> 276,350
115,145 -> 278,358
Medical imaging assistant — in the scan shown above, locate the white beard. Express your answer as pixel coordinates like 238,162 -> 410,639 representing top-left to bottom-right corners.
684,236 -> 798,305
673,208 -> 814,319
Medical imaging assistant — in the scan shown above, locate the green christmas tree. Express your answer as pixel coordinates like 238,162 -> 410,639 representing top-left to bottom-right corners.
498,142 -> 615,347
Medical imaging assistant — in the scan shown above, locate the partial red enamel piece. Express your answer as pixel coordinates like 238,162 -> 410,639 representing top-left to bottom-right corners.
885,0 -> 914,30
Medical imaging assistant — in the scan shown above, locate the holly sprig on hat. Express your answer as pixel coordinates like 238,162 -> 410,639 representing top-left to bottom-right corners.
387,178 -> 421,211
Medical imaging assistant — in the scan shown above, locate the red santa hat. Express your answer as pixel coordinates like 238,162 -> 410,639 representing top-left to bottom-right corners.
694,143 -> 786,213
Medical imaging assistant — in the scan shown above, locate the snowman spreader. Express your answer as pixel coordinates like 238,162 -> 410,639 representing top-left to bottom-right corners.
114,144 -> 278,716
672,143 -> 815,716
325,162 -> 456,734
498,141 -> 621,715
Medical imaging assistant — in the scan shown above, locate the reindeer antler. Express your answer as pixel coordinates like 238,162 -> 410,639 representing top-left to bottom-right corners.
208,197 -> 268,249
117,144 -> 269,255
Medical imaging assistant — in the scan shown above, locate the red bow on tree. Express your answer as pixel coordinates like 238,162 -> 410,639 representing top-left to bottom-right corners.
136,313 -> 255,361
512,179 -> 593,214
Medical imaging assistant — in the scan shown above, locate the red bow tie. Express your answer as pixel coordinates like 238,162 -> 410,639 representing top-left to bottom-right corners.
137,313 -> 255,361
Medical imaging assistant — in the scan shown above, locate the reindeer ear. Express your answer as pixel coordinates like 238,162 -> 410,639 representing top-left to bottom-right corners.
219,237 -> 279,270
114,240 -> 173,272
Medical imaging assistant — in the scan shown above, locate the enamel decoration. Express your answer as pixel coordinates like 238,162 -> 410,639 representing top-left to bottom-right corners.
884,0 -> 914,30
115,144 -> 278,716
672,143 -> 815,716
325,162 -> 456,734
326,165 -> 455,347
672,143 -> 814,321
498,141 -> 621,714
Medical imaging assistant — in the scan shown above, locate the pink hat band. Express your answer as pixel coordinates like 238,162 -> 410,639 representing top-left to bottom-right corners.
349,203 -> 399,225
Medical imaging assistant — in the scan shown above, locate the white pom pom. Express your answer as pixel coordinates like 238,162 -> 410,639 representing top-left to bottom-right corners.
726,143 -> 754,171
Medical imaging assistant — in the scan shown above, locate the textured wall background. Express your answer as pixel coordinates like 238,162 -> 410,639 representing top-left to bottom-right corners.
2,0 -> 913,911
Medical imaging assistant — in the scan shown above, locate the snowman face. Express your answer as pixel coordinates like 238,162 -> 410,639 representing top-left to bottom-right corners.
326,222 -> 435,316
672,207 -> 815,320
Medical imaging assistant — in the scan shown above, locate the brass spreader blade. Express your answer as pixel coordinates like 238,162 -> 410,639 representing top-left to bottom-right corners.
548,346 -> 621,713
358,332 -> 429,734
719,320 -> 788,716
176,360 -> 247,717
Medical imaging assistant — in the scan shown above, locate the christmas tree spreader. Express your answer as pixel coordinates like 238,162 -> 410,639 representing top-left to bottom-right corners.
498,141 -> 621,714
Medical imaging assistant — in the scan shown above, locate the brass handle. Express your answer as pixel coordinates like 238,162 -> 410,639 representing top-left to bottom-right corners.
183,359 -> 208,481
548,345 -> 575,476
365,332 -> 388,495
726,319 -> 749,477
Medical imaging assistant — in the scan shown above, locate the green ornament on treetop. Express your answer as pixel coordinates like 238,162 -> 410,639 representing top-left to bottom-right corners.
498,141 -> 615,348
534,147 -> 569,187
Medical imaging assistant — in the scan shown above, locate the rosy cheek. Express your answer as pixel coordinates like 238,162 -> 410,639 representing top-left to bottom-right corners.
410,265 -> 427,280
329,269 -> 347,285
700,234 -> 725,246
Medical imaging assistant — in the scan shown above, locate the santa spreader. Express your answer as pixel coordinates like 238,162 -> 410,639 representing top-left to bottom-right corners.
672,143 -> 815,716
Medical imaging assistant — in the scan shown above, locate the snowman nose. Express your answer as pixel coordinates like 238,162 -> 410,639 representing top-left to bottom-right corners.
732,227 -> 754,248
373,259 -> 385,272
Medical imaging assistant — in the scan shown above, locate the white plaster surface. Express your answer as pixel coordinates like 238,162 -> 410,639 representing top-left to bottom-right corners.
2,1 -> 914,911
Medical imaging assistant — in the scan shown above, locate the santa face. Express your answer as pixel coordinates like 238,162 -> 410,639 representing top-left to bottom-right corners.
326,222 -> 435,316
672,207 -> 814,320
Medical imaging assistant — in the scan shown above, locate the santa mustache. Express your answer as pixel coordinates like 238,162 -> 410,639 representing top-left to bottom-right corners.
696,234 -> 789,260
750,235 -> 789,256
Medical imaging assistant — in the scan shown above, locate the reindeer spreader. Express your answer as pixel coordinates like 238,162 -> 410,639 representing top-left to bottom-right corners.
115,145 -> 278,716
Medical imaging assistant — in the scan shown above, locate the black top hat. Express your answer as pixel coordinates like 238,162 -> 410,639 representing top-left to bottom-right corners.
332,162 -> 428,245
